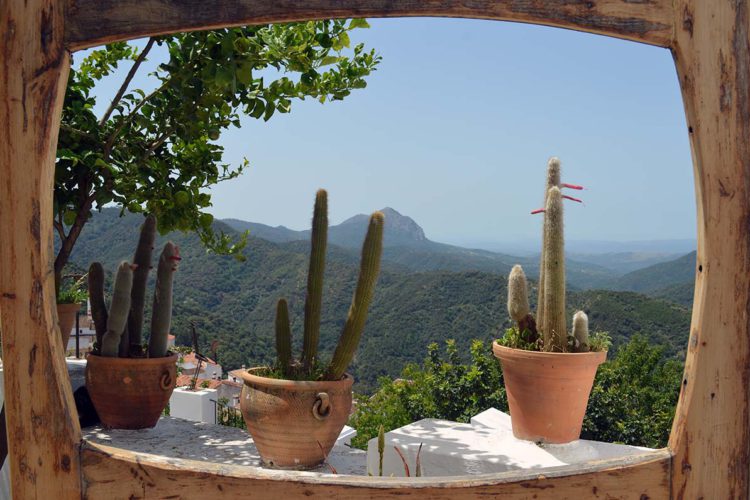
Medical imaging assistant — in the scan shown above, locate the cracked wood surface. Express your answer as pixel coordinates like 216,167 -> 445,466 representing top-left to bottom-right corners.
668,1 -> 750,499
81,441 -> 670,499
1,0 -> 750,497
64,0 -> 675,51
0,0 -> 82,498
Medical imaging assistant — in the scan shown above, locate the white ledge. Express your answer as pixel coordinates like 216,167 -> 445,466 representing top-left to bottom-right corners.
83,416 -> 367,475
367,408 -> 653,477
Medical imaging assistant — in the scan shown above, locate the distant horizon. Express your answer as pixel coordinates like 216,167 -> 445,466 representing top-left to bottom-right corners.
85,18 -> 697,244
220,207 -> 696,256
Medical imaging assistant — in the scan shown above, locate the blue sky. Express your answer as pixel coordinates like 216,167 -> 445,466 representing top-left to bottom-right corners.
82,18 -> 695,249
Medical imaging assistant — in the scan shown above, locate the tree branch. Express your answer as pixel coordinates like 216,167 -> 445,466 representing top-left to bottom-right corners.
53,220 -> 66,242
99,37 -> 156,126
103,80 -> 168,160
142,131 -> 171,161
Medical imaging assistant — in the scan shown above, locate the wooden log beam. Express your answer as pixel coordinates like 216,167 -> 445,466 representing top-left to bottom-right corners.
668,1 -> 750,498
0,0 -> 81,498
65,0 -> 675,51
81,441 -> 671,499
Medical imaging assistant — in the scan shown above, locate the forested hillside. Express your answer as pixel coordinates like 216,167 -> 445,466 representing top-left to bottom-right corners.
70,209 -> 691,392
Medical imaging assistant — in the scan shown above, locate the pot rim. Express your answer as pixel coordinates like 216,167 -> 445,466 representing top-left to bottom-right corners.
239,366 -> 354,390
86,351 -> 178,366
492,341 -> 607,364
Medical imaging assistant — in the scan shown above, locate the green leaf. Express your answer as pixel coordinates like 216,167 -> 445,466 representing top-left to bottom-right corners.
319,56 -> 340,67
348,19 -> 370,30
63,210 -> 77,226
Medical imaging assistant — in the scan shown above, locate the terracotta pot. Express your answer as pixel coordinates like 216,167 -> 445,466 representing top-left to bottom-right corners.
492,342 -> 606,444
56,303 -> 81,353
85,352 -> 177,429
239,368 -> 353,469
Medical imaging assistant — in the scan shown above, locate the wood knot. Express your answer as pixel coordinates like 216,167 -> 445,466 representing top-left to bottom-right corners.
60,454 -> 71,472
682,6 -> 694,36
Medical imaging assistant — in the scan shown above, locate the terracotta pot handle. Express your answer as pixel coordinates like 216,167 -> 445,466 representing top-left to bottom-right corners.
159,371 -> 173,391
312,392 -> 331,420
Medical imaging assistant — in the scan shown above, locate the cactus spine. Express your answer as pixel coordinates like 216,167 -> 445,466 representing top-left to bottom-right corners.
88,262 -> 108,351
302,190 -> 327,374
537,157 -> 561,329
100,262 -> 134,357
127,214 -> 156,356
572,311 -> 589,353
275,298 -> 293,377
326,211 -> 384,380
541,186 -> 567,352
148,242 -> 180,358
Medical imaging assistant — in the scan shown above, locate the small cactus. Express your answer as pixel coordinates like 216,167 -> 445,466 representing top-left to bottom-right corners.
88,262 -> 108,352
301,190 -> 327,375
507,264 -> 537,339
275,298 -> 293,377
377,425 -> 385,476
127,214 -> 156,357
148,242 -> 180,358
100,261 -> 134,357
572,311 -> 589,353
507,265 -> 529,323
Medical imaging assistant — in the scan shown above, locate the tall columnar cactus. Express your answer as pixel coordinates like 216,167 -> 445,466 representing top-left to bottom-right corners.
127,214 -> 157,357
148,242 -> 180,358
89,215 -> 178,359
572,311 -> 589,353
505,157 -> 588,353
537,157 -> 561,329
302,190 -> 327,374
275,298 -> 293,377
541,186 -> 567,352
326,212 -> 384,380
271,190 -> 384,381
100,261 -> 134,357
88,262 -> 108,351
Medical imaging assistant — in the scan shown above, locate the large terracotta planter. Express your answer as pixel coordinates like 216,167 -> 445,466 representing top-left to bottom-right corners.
239,367 -> 353,469
85,352 -> 177,429
492,342 -> 606,444
56,303 -> 81,352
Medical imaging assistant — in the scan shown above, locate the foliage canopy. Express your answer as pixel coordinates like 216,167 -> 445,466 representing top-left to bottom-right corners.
54,20 -> 379,291
350,335 -> 681,450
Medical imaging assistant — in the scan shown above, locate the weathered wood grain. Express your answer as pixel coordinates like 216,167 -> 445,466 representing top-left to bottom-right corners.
81,441 -> 670,499
65,0 -> 675,51
6,0 -> 750,497
668,1 -> 750,499
0,0 -> 81,498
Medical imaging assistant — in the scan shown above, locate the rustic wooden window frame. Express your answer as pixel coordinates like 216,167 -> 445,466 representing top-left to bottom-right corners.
0,1 -> 746,498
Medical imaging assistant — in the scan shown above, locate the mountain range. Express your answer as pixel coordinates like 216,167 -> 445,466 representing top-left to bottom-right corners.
67,208 -> 694,392
224,208 -> 695,294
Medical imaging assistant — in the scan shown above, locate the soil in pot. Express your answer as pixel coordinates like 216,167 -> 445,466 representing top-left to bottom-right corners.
56,303 -> 81,353
239,367 -> 353,469
493,342 -> 605,444
85,352 -> 177,429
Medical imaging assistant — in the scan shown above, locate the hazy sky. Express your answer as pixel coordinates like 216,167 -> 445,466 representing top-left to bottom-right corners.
83,18 -> 695,247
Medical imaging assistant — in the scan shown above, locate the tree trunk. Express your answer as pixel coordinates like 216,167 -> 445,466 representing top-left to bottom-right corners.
0,0 -> 82,498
